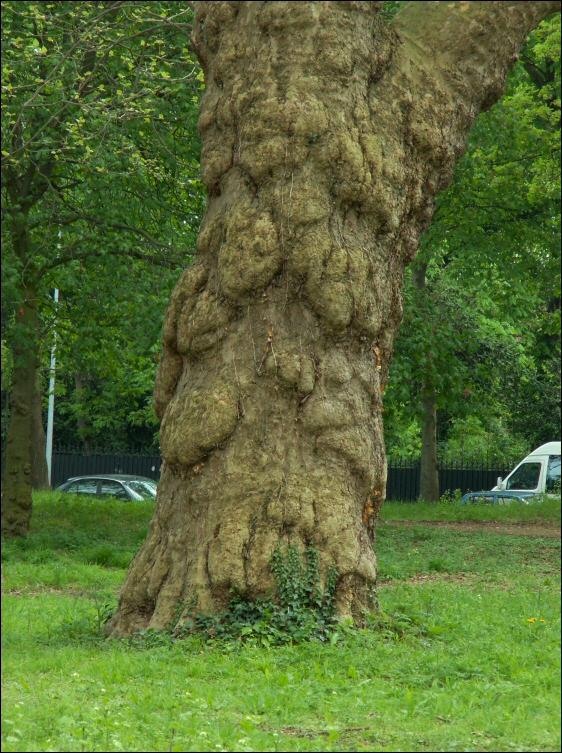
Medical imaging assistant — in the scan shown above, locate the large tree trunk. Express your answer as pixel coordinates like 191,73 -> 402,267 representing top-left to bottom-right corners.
1,289 -> 40,537
108,0 -> 560,635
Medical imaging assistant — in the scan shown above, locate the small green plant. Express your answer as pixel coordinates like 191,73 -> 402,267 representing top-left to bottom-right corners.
174,545 -> 340,646
270,545 -> 338,622
93,596 -> 116,630
550,478 -> 561,496
365,609 -> 429,641
439,489 -> 463,505
82,545 -> 132,569
127,628 -> 176,649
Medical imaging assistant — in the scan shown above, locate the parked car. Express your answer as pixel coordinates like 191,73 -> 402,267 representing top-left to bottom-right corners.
461,442 -> 561,504
56,474 -> 157,501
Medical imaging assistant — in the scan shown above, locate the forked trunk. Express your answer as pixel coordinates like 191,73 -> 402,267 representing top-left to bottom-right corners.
108,0 -> 559,635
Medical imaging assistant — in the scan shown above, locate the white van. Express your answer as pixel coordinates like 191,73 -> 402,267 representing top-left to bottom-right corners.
462,441 -> 561,504
494,442 -> 561,495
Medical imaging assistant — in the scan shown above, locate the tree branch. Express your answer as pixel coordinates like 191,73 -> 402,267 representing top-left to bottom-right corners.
36,240 -> 188,278
393,1 -> 561,112
48,213 -> 174,250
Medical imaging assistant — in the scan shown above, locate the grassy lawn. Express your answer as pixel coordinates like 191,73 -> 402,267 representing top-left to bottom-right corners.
2,493 -> 560,752
381,498 -> 561,525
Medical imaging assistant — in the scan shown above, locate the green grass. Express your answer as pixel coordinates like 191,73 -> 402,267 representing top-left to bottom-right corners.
2,493 -> 560,752
381,497 -> 561,525
1,492 -> 150,595
375,524 -> 560,583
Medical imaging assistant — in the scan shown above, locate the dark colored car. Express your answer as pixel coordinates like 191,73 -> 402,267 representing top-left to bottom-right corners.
460,490 -> 537,505
56,474 -> 157,501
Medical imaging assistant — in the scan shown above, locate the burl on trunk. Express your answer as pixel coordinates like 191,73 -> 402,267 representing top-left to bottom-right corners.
108,0 -> 559,635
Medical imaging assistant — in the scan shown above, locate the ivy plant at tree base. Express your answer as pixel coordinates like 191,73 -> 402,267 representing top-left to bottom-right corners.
163,547 -> 341,647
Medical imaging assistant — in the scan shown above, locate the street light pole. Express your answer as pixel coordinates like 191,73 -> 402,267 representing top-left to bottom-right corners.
45,287 -> 59,487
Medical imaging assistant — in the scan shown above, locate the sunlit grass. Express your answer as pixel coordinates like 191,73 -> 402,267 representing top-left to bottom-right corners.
382,497 -> 561,525
2,493 -> 560,752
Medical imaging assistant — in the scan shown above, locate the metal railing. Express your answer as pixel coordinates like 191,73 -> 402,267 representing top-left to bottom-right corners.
386,457 -> 514,501
52,447 -> 161,488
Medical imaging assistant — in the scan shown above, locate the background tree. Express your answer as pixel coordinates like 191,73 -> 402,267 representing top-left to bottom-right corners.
108,0 -> 560,636
47,256 -> 183,452
1,1 -> 202,535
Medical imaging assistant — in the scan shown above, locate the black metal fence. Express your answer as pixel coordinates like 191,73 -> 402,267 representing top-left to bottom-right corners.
386,457 -> 513,501
52,448 -> 161,488
51,448 -> 514,501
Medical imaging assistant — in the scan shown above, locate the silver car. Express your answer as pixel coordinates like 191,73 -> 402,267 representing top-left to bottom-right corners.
56,474 -> 157,501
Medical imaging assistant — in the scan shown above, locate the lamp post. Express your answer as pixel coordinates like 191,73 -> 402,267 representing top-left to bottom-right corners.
45,287 -> 59,487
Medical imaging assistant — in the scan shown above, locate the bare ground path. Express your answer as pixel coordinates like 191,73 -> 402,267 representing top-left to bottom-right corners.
377,519 -> 561,538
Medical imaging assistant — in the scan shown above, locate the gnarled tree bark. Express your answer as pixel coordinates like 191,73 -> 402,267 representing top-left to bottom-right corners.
108,0 -> 560,635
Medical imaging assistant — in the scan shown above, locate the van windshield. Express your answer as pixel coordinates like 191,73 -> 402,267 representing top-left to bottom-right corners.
506,462 -> 542,491
546,455 -> 561,493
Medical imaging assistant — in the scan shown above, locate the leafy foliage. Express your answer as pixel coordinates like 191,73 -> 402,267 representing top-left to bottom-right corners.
385,15 -> 561,459
2,1 -> 202,287
1,1 -> 205,450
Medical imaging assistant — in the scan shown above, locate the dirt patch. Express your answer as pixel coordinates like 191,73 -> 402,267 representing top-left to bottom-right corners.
378,519 -> 561,538
2,586 -> 92,597
377,572 -> 490,588
263,725 -> 373,740
378,571 -> 479,586
279,727 -> 329,739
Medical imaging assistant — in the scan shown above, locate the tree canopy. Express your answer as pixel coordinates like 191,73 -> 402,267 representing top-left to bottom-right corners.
1,1 -> 203,533
1,2 -> 203,429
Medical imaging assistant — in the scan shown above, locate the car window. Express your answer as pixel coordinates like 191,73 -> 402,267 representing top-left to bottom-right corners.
73,479 -> 99,495
125,480 -> 157,500
99,480 -> 129,500
546,455 -> 561,493
506,462 -> 542,491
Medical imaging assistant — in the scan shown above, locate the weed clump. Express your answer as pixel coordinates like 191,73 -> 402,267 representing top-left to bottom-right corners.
171,546 -> 340,647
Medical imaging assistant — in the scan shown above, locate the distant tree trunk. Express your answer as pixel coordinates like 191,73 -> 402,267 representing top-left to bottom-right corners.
420,392 -> 440,501
108,0 -> 560,635
75,373 -> 92,453
413,261 -> 440,501
0,388 -> 8,474
31,375 -> 49,490
1,287 -> 40,536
